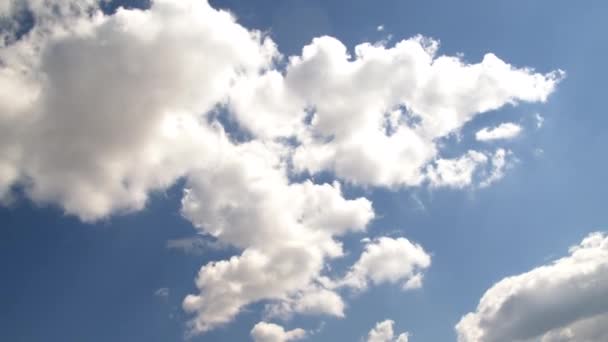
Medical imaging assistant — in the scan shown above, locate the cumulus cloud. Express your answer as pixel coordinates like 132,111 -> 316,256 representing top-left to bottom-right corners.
181,141 -> 373,332
0,0 -> 276,220
456,232 -> 608,342
0,0 -> 561,217
341,237 -> 431,291
264,284 -> 346,320
282,37 -> 561,187
426,150 -> 489,188
367,320 -> 410,342
251,322 -> 306,342
475,122 -> 523,142
0,0 -> 563,336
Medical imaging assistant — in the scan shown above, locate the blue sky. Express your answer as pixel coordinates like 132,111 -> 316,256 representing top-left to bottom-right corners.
1,1 -> 608,342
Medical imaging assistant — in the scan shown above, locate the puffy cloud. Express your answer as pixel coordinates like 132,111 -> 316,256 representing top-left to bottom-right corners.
226,34 -> 562,188
1,0 -> 560,216
341,237 -> 431,291
426,150 -> 489,188
264,284 -> 346,319
537,314 -> 608,342
426,149 -> 512,188
475,122 -> 523,142
367,320 -> 410,342
456,232 -> 608,342
0,0 -> 276,220
0,0 -> 563,336
181,141 -> 373,332
276,36 -> 561,187
251,322 -> 306,342
227,70 -> 306,140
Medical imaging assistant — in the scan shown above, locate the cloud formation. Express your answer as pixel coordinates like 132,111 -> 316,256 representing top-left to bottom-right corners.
367,319 -> 410,342
476,122 -> 523,142
341,237 -> 431,290
0,0 -> 563,336
0,0 -> 561,217
251,322 -> 306,342
456,232 -> 608,342
284,37 -> 561,188
181,140 -> 374,331
0,0 -> 276,220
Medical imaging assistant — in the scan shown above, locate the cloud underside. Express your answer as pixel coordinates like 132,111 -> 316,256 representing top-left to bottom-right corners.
456,233 -> 608,342
0,0 -> 562,336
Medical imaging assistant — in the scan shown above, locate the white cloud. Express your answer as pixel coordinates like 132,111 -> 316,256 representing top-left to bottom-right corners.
367,320 -> 410,342
476,122 -> 523,142
0,0 -> 564,337
425,149 -> 512,188
251,322 -> 306,342
426,150 -> 489,188
282,36 -> 561,187
456,232 -> 608,342
264,284 -> 346,319
340,237 -> 431,291
0,1 -> 13,16
181,141 -> 374,332
0,0 -> 561,216
377,25 -> 385,32
0,0 -> 276,220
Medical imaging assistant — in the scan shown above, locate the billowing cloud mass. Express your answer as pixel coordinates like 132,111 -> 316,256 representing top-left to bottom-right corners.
181,140 -> 374,331
0,0 -> 276,220
0,0 -> 562,336
367,319 -> 410,342
250,322 -> 306,342
475,122 -> 523,142
456,232 -> 608,342
0,0 -> 560,216
284,37 -> 561,188
341,237 -> 431,290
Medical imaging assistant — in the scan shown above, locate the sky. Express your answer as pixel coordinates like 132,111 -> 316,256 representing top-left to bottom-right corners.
1,1 -> 608,342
